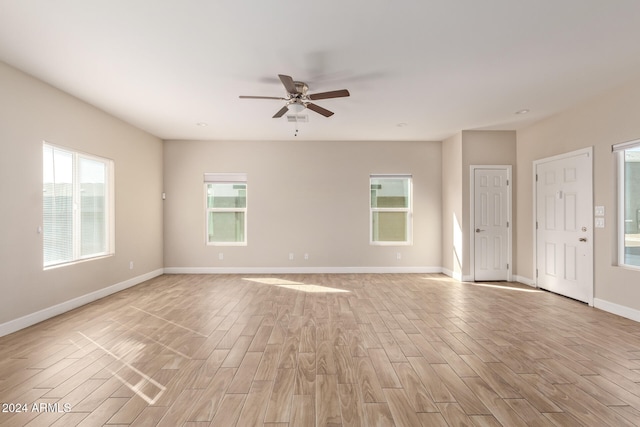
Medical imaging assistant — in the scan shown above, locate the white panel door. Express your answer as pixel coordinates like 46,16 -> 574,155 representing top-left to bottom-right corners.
474,168 -> 509,281
536,149 -> 593,303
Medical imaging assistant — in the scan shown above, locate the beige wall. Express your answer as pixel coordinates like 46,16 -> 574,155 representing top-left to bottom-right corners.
5,53 -> 640,331
441,132 -> 463,277
164,139 -> 442,270
441,131 -> 517,279
0,62 -> 164,326
516,76 -> 640,311
461,131 -> 517,278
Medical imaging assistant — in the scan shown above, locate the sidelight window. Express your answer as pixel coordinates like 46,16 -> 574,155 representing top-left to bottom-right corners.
615,140 -> 640,268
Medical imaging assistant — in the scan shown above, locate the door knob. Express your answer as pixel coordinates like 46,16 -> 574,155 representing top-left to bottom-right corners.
579,237 -> 587,242
476,228 -> 485,233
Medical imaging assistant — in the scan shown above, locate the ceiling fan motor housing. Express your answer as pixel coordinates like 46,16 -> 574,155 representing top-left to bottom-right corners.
288,82 -> 308,111
293,81 -> 309,96
239,74 -> 349,118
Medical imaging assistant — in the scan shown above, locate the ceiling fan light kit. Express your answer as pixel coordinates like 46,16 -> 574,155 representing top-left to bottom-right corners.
240,74 -> 350,119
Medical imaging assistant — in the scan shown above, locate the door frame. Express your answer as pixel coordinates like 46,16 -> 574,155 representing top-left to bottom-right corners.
533,147 -> 594,305
470,165 -> 513,282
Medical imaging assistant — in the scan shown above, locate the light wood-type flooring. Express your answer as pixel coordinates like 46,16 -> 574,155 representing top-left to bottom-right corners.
2,273 -> 640,426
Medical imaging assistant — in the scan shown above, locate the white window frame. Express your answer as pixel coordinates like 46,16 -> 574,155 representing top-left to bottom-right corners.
43,142 -> 115,268
369,174 -> 413,245
614,139 -> 640,270
204,173 -> 247,246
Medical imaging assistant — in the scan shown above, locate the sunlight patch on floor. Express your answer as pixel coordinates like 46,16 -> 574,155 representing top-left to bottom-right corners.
243,277 -> 350,293
465,282 -> 542,293
422,276 -> 541,293
112,318 -> 193,360
72,332 -> 166,404
130,305 -> 208,337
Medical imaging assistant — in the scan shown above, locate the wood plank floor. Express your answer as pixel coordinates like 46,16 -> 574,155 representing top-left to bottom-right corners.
2,273 -> 640,426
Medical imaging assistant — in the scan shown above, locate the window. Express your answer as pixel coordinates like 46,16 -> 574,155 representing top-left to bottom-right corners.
615,140 -> 640,268
370,175 -> 412,244
205,173 -> 247,245
43,143 -> 114,267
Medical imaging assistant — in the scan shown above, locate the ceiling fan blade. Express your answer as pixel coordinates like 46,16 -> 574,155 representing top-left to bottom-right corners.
307,89 -> 350,100
273,105 -> 289,118
278,74 -> 298,94
306,103 -> 334,117
239,95 -> 286,100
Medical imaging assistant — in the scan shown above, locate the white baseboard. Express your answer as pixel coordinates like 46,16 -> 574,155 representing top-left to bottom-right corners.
0,267 -> 557,338
0,269 -> 164,338
513,275 -> 536,287
164,266 -> 444,275
441,268 -> 461,281
594,298 -> 640,323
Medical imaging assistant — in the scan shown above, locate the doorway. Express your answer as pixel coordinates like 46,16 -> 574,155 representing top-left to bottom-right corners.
471,166 -> 512,281
534,147 -> 593,304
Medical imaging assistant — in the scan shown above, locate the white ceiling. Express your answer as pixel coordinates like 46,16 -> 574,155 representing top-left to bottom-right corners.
2,1 -> 640,141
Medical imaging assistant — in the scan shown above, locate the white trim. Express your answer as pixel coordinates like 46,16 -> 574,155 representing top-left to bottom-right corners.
533,146 -> 594,306
369,241 -> 413,247
617,149 -> 625,266
594,298 -> 640,323
534,146 -> 592,165
369,174 -> 413,178
369,175 -> 413,245
513,275 -> 536,287
438,269 -> 473,282
0,269 -> 164,338
43,142 -> 115,268
612,138 -> 640,152
469,165 -> 513,282
164,266 -> 442,275
203,172 -> 247,182
205,181 -> 248,246
616,146 -> 640,268
532,159 -> 537,288
441,268 -> 462,281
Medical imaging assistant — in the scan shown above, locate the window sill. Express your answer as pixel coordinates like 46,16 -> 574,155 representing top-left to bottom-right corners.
44,254 -> 114,270
370,241 -> 413,246
617,263 -> 640,273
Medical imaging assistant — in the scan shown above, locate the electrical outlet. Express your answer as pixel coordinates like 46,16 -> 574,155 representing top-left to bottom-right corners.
289,253 -> 294,260
304,253 -> 309,260
129,261 -> 134,270
218,253 -> 224,260
396,252 -> 402,260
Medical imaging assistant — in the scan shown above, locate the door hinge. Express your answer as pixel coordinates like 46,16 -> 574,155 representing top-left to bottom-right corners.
536,269 -> 539,278
506,179 -> 509,186
536,221 -> 538,229
536,174 -> 538,182
506,221 -> 509,227
507,263 -> 509,269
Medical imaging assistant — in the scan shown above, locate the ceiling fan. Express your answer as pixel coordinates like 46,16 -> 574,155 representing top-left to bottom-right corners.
239,74 -> 350,118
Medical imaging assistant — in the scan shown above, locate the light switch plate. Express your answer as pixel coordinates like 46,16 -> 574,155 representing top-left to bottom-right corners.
595,217 -> 605,228
595,205 -> 605,216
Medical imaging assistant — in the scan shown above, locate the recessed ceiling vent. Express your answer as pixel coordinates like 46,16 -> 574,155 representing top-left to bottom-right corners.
287,114 -> 308,123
